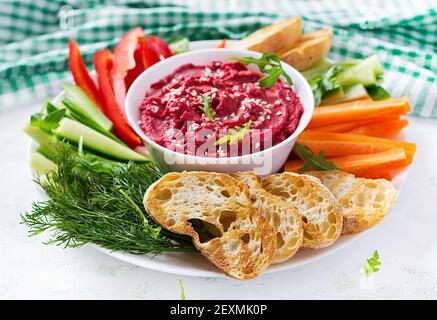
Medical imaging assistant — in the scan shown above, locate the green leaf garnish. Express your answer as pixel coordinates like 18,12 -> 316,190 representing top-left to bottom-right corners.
179,280 -> 186,300
309,65 -> 343,106
214,120 -> 252,146
30,108 -> 66,132
169,37 -> 189,55
200,95 -> 216,122
364,250 -> 381,277
366,85 -> 391,100
230,53 -> 293,87
259,68 -> 283,87
294,143 -> 338,171
149,225 -> 161,239
45,101 -> 59,113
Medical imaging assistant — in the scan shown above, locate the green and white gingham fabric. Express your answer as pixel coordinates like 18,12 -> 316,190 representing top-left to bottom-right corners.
0,0 -> 436,117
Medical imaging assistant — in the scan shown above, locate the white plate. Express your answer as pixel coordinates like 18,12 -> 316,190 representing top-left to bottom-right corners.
28,40 -> 408,278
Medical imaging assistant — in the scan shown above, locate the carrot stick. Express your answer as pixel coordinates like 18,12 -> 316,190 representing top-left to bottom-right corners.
346,119 -> 409,138
285,148 -> 409,179
296,131 -> 416,164
307,115 -> 401,133
308,97 -> 410,128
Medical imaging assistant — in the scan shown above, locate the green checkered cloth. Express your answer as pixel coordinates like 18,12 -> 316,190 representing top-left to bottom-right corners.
1,0 -> 436,117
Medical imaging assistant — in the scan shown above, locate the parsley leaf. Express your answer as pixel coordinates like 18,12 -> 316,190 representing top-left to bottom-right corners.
169,37 -> 189,55
364,250 -> 381,277
294,143 -> 338,171
309,65 -> 343,106
230,53 -> 293,87
215,120 -> 252,145
200,95 -> 216,122
148,225 -> 161,239
30,108 -> 66,132
366,85 -> 391,100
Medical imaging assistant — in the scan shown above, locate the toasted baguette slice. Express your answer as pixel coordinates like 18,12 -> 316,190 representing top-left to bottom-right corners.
262,172 -> 343,249
231,17 -> 302,53
144,172 -> 276,280
231,172 -> 303,264
307,171 -> 398,234
277,29 -> 333,71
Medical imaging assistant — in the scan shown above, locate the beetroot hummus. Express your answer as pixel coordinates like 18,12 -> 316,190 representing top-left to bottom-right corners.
139,60 -> 303,157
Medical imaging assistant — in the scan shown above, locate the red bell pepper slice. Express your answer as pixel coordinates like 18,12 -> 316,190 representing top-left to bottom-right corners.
94,49 -> 141,148
124,38 -> 147,91
148,35 -> 172,60
124,36 -> 164,90
68,39 -> 104,111
112,27 -> 145,119
143,36 -> 161,67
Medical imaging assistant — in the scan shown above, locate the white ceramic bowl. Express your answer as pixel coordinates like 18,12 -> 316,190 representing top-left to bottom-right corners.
125,48 -> 314,175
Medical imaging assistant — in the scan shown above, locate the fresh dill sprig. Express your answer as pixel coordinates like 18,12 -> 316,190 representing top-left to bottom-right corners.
21,144 -> 195,254
214,120 -> 252,146
200,95 -> 216,122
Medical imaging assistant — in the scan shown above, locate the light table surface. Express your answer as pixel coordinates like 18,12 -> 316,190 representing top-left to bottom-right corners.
1,103 -> 436,299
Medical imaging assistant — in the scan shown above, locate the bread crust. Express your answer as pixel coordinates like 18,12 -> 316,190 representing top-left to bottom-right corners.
144,171 -> 276,280
277,29 -> 333,71
231,17 -> 302,53
231,172 -> 303,264
262,172 -> 343,249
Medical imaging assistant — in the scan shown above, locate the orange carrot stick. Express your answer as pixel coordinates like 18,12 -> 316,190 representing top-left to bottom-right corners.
285,148 -> 409,179
346,119 -> 409,138
308,97 -> 410,128
296,131 -> 416,164
307,115 -> 401,133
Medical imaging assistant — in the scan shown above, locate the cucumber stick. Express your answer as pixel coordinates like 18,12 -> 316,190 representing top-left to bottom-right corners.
29,151 -> 58,174
62,98 -> 125,145
23,124 -> 59,155
302,59 -> 333,80
54,118 -> 148,162
320,87 -> 345,106
337,55 -> 383,87
344,83 -> 369,99
63,83 -> 113,132
321,84 -> 369,105
302,59 -> 361,81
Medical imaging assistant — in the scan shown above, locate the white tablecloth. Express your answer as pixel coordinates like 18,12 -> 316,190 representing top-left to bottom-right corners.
1,103 -> 436,299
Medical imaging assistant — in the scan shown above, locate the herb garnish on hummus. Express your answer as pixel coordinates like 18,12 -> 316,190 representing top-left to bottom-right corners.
231,53 -> 293,87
